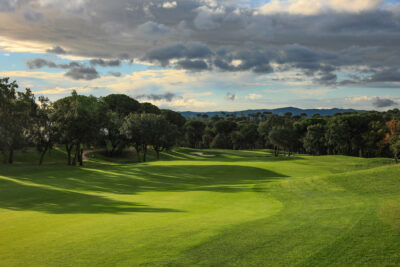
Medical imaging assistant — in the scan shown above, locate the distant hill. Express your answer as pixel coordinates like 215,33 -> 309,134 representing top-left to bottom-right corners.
179,107 -> 366,118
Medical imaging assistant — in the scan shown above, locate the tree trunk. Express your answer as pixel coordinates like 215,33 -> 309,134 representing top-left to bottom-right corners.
142,144 -> 147,162
72,143 -> 80,166
2,144 -> 8,164
66,144 -> 73,165
8,148 -> 14,164
156,150 -> 160,160
395,155 -> 398,164
79,148 -> 83,166
134,144 -> 141,162
39,147 -> 48,165
274,146 -> 278,157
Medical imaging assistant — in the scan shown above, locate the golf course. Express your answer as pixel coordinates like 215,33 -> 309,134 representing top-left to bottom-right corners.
0,148 -> 399,266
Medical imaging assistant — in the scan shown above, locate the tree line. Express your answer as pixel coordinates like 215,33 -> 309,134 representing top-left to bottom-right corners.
186,108 -> 400,162
1,77 -> 400,165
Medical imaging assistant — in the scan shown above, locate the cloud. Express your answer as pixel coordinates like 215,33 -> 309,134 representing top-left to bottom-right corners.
246,93 -> 262,100
90,58 -> 121,67
372,97 -> 397,108
368,68 -> 400,83
226,92 -> 235,101
46,46 -> 67,54
144,42 -> 213,66
135,92 -> 176,102
108,71 -> 121,77
176,59 -> 209,71
26,57 -> 102,80
23,8 -> 44,22
162,1 -> 177,8
1,0 -> 400,89
257,0 -> 383,15
136,21 -> 171,35
26,58 -> 82,69
65,66 -> 99,80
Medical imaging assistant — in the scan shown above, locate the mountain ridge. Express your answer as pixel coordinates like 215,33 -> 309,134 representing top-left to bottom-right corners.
179,107 -> 367,118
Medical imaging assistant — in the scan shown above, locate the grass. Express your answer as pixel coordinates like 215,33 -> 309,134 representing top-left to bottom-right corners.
0,148 -> 399,266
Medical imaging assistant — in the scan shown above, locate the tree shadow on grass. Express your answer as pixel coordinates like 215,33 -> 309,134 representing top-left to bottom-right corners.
3,165 -> 288,196
0,178 -> 182,214
162,149 -> 304,163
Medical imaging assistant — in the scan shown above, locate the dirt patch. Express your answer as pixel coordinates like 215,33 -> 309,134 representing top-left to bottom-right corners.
82,149 -> 103,161
190,152 -> 216,158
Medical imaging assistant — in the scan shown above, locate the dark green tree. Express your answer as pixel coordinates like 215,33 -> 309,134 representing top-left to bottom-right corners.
303,124 -> 326,155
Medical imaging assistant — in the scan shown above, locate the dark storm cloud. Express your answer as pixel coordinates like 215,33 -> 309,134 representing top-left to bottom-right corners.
27,58 -> 100,80
3,0 -> 400,87
65,66 -> 99,80
372,97 -> 397,108
26,58 -> 81,69
368,68 -> 400,82
144,42 -> 212,66
176,59 -> 209,71
214,49 -> 274,73
135,92 -> 176,102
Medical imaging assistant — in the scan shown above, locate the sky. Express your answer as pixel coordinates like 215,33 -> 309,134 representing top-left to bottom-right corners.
0,0 -> 400,112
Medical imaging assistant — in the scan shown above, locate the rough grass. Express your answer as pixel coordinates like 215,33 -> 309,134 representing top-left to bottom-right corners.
0,148 -> 399,266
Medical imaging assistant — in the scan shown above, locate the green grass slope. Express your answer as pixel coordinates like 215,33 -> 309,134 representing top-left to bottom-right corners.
0,148 -> 398,266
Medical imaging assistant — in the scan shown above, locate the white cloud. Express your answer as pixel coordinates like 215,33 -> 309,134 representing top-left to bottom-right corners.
257,0 -> 383,15
246,93 -> 262,100
162,1 -> 177,9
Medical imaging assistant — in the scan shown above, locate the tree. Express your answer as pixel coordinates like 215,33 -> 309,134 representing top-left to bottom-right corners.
231,123 -> 258,150
325,116 -> 352,155
32,96 -> 58,165
53,91 -> 104,166
0,78 -> 18,164
184,120 -> 206,148
121,113 -> 178,161
120,113 -> 143,162
268,120 -> 297,156
258,114 -> 285,153
0,78 -> 37,164
149,116 -> 178,159
100,110 -> 128,157
210,120 -> 237,149
202,127 -> 215,148
161,109 -> 186,128
390,134 -> 400,163
99,95 -> 142,157
102,94 -> 140,116
303,124 -> 326,155
140,102 -> 161,114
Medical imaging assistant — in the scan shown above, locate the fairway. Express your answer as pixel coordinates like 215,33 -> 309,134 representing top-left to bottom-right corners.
0,148 -> 399,266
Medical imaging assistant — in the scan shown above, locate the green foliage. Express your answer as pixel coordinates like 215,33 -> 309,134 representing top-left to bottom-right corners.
268,121 -> 298,154
390,134 -> 400,163
31,96 -> 58,165
184,120 -> 206,148
303,123 -> 326,155
140,102 -> 161,114
161,109 -> 186,128
121,113 -> 178,161
102,94 -> 140,116
0,78 -> 37,164
53,91 -> 105,165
